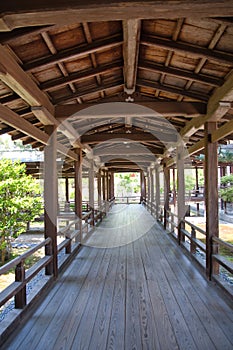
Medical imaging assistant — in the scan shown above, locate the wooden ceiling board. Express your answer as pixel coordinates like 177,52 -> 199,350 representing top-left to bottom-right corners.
50,26 -> 86,51
170,53 -> 200,71
216,33 -> 233,52
142,19 -> 177,38
140,46 -> 167,64
95,46 -> 122,65
64,56 -> 93,73
138,69 -> 160,82
200,61 -> 232,77
162,75 -> 187,89
179,22 -> 217,46
10,38 -> 50,63
33,66 -> 62,83
88,21 -> 122,40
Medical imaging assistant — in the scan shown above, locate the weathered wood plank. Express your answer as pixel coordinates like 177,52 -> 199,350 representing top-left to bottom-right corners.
1,1 -> 233,31
1,205 -> 232,350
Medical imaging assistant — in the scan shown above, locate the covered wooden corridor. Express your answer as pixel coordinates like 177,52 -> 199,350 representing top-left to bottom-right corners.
2,205 -> 233,350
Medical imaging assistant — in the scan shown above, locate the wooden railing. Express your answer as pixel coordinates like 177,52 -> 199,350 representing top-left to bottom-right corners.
0,238 -> 52,310
144,199 -> 233,297
114,196 -> 140,204
0,200 -> 115,321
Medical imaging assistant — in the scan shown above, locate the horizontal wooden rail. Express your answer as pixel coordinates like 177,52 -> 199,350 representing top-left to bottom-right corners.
212,236 -> 233,277
0,238 -> 51,275
115,196 -> 140,204
0,238 -> 52,309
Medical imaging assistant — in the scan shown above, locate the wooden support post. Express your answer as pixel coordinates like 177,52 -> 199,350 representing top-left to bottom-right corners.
89,159 -> 95,226
150,167 -> 154,215
74,148 -> 82,242
205,122 -> 219,279
172,168 -> 176,207
195,166 -> 199,196
110,171 -> 114,200
97,169 -> 102,209
163,164 -> 170,230
44,125 -> 58,278
65,177 -> 69,202
147,168 -> 151,210
102,170 -> 107,214
155,166 -> 160,221
177,143 -> 185,244
140,170 -> 145,203
102,170 -> 106,201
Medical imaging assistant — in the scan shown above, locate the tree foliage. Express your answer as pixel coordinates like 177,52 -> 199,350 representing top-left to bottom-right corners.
0,159 -> 42,263
220,174 -> 233,205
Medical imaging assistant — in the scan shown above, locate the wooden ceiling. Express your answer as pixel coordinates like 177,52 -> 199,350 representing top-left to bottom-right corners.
0,1 -> 233,176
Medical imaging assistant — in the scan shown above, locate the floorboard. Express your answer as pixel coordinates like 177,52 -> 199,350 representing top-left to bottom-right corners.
2,204 -> 233,350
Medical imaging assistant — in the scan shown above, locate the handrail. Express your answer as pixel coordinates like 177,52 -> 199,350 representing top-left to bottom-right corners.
212,236 -> 233,252
0,238 -> 51,275
150,204 -> 233,296
0,237 -> 52,310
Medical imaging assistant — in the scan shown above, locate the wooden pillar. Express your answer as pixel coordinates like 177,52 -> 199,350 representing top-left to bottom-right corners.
140,170 -> 145,203
89,159 -> 95,226
172,168 -> 176,207
150,167 -> 154,214
65,177 -> 69,202
110,171 -> 115,199
163,163 -> 170,229
155,166 -> 160,221
147,168 -> 151,208
102,170 -> 106,201
195,166 -> 199,195
97,169 -> 102,209
74,148 -> 82,242
205,122 -> 219,279
44,125 -> 58,277
177,143 -> 185,244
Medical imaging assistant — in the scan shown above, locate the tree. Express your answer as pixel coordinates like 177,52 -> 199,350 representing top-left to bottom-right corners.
220,174 -> 233,214
0,159 -> 42,263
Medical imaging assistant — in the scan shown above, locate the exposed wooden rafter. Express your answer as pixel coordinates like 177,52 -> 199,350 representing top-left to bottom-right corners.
41,61 -> 122,92
139,61 -> 223,87
23,35 -> 123,72
140,34 -> 233,66
137,78 -> 209,101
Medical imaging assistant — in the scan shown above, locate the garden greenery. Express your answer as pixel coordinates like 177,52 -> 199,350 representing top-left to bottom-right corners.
0,159 -> 42,263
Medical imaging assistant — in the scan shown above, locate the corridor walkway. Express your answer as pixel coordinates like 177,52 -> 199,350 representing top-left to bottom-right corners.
2,205 -> 233,350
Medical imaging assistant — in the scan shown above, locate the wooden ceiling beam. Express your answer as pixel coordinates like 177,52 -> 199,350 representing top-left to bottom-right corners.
53,80 -> 124,105
180,71 -> 233,138
0,104 -> 48,144
123,19 -> 141,94
40,61 -> 122,91
55,101 -> 206,120
81,132 -> 177,144
211,119 -> 233,143
93,146 -> 164,156
0,25 -> 53,44
0,44 -> 55,126
0,103 -> 80,161
1,1 -> 233,31
137,78 -> 209,102
139,61 -> 223,87
140,34 -> 233,66
23,34 -> 123,72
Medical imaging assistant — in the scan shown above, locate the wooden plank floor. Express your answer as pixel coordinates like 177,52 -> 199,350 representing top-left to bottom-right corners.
2,205 -> 233,350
